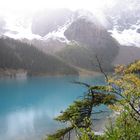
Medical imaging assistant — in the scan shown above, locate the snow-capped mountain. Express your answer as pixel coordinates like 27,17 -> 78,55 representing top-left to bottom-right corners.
104,0 -> 140,47
0,4 -> 140,71
1,2 -> 140,48
3,13 -> 41,40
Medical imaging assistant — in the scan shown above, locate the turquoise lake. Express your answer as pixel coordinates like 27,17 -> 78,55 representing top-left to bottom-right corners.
0,76 -> 110,140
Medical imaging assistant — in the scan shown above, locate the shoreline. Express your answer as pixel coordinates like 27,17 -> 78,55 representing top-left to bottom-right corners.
0,68 -> 102,78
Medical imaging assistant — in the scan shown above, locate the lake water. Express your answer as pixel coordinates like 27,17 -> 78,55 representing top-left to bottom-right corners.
0,76 -> 110,140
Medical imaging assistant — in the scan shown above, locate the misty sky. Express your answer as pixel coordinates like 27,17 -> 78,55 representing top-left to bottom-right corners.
0,0 -> 116,14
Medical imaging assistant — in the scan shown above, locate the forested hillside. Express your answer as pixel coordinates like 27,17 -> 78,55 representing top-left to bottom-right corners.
57,43 -> 116,72
0,37 -> 78,76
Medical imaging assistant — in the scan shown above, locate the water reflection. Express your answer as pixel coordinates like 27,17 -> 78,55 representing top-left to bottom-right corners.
0,76 -> 106,140
0,107 -> 60,140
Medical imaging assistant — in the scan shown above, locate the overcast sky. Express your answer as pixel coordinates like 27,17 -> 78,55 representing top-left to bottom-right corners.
0,0 -> 116,15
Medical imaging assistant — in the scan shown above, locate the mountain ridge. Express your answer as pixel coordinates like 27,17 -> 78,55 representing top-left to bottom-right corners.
0,8 -> 140,76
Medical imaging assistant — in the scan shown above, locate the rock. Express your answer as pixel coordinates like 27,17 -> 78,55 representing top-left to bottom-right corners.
136,28 -> 140,33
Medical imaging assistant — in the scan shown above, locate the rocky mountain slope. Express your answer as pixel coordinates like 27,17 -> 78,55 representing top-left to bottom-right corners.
113,46 -> 140,65
25,9 -> 140,72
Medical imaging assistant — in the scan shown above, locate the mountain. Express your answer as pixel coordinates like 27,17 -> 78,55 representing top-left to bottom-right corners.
104,0 -> 140,31
104,0 -> 140,47
56,17 -> 119,71
29,9 -> 140,72
113,46 -> 140,65
32,9 -> 73,37
30,38 -> 67,54
0,37 -> 78,76
1,8 -> 140,75
56,43 -> 96,70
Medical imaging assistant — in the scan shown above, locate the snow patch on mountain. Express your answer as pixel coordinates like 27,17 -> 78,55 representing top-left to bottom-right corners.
4,28 -> 41,40
1,6 -> 140,48
2,12 -> 72,43
42,20 -> 72,43
109,23 -> 140,47
110,29 -> 140,47
3,13 -> 41,40
104,0 -> 140,47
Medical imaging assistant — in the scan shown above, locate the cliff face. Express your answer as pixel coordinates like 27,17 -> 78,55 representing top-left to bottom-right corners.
64,18 -> 104,47
64,18 -> 119,50
61,18 -> 120,71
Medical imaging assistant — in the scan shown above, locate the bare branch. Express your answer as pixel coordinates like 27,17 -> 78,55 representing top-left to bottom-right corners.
95,55 -> 108,81
71,81 -> 91,88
